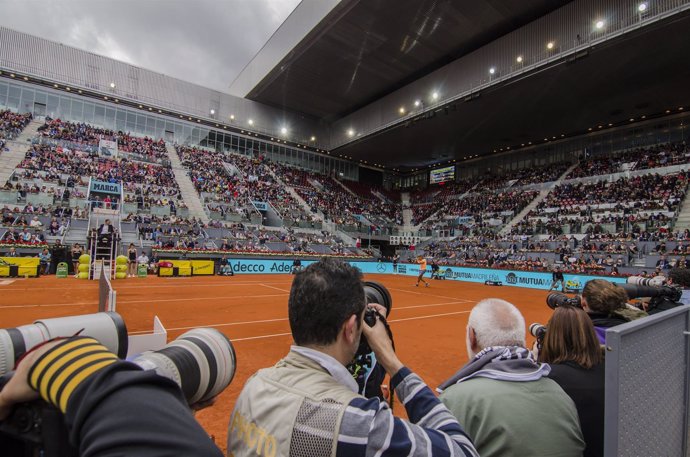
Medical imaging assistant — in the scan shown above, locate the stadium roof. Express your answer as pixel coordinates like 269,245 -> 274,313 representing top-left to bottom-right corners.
238,0 -> 573,120
333,12 -> 690,169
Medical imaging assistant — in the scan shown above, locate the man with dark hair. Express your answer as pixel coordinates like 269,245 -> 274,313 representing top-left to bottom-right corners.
228,258 -> 478,457
668,268 -> 690,305
581,279 -> 646,343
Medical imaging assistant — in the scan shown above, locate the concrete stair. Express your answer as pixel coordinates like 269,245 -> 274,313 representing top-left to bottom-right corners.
331,177 -> 357,197
165,144 -> 209,223
264,164 -> 324,222
0,119 -> 42,185
499,163 -> 578,235
672,190 -> 690,232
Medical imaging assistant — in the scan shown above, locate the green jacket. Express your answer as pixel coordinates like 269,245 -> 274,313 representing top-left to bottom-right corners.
441,376 -> 585,457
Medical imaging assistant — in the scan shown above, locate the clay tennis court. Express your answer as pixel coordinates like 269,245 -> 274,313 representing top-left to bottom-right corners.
0,273 -> 552,452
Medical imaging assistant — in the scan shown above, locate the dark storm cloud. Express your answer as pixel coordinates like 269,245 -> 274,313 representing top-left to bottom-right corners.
0,0 -> 301,92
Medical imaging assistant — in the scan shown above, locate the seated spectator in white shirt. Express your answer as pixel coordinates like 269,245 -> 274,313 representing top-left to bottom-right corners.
29,216 -> 42,228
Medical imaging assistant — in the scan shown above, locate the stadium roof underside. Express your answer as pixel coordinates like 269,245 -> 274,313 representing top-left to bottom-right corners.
243,0 -> 573,120
329,11 -> 690,170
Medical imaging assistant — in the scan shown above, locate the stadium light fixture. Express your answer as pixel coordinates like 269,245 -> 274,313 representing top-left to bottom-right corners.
431,91 -> 439,100
281,127 -> 287,135
516,56 -> 523,63
310,136 -> 316,142
248,119 -> 254,126
230,114 -> 235,120
399,107 -> 405,114
595,20 -> 605,29
638,2 -> 648,12
210,109 -> 215,115
109,82 -> 116,89
347,129 -> 355,137
547,41 -> 555,50
414,100 -> 421,107
489,67 -> 495,75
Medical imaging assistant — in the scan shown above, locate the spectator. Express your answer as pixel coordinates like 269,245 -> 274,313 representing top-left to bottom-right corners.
438,298 -> 585,457
6,246 -> 18,257
228,258 -> 479,457
538,306 -> 605,457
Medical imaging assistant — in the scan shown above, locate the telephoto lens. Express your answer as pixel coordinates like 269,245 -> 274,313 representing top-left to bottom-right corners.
0,312 -> 128,377
132,328 -> 236,406
363,281 -> 393,316
546,292 -> 582,310
627,275 -> 666,287
529,323 -> 547,340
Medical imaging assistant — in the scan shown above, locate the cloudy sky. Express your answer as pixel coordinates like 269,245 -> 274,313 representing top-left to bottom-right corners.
0,0 -> 302,92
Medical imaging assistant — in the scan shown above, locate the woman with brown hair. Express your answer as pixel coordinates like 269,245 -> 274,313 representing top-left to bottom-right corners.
539,306 -> 604,457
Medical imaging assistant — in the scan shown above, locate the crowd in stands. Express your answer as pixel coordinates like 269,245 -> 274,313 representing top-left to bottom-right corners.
15,143 -> 179,198
511,171 -> 689,236
279,166 -> 401,227
0,204 -> 81,246
0,110 -> 32,151
567,142 -> 690,179
38,118 -> 168,162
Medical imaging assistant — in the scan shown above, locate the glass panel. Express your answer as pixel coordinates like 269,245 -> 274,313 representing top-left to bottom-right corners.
19,88 -> 34,113
71,100 -> 83,121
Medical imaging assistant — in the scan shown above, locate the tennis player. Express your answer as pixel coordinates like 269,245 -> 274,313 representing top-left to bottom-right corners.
415,255 -> 430,287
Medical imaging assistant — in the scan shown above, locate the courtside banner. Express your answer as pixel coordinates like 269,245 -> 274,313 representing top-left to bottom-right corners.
389,263 -> 627,290
222,258 -> 624,290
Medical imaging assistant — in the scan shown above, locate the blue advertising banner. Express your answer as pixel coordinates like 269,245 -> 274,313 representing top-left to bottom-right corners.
251,201 -> 269,211
90,180 -> 121,195
224,258 -> 625,290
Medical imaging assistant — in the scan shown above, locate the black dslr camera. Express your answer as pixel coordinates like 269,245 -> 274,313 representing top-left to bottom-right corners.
348,281 -> 395,405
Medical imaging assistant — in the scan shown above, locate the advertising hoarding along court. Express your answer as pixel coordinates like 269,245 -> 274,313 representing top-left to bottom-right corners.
222,258 -> 625,290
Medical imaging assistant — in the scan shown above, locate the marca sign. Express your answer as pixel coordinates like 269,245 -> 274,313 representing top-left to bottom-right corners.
90,180 -> 121,195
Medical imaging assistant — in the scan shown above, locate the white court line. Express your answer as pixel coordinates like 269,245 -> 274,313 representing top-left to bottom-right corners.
133,301 -> 474,333
388,287 -> 473,303
0,302 -> 97,309
196,310 -> 471,342
0,281 -> 294,292
0,293 -> 289,309
260,284 -> 291,293
389,310 -> 471,323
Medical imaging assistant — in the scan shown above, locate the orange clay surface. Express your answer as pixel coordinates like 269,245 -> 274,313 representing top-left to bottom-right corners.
0,273 -> 553,452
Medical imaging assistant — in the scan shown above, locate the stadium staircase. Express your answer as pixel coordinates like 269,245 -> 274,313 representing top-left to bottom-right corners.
331,178 -> 357,197
671,191 -> 690,232
0,119 -> 43,186
401,192 -> 413,231
165,144 -> 209,224
498,163 -> 578,235
411,183 -> 479,232
264,165 -> 325,223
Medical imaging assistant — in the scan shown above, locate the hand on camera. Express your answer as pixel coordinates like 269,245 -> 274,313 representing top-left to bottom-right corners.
0,340 -> 61,421
361,304 -> 403,376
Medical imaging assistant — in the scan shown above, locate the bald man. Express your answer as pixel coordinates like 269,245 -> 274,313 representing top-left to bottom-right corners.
437,299 -> 585,457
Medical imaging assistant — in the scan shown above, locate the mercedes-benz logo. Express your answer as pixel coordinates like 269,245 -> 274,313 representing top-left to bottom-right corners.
376,263 -> 386,273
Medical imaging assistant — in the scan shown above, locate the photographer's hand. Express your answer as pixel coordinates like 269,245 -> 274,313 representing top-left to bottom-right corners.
0,340 -> 61,421
362,305 -> 403,376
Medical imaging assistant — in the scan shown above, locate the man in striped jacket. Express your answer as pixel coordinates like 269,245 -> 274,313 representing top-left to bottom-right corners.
228,258 -> 478,457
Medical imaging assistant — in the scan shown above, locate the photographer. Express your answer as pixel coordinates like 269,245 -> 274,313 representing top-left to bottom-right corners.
581,279 -> 647,343
538,306 -> 605,457
0,337 -> 223,457
667,268 -> 690,304
228,258 -> 478,457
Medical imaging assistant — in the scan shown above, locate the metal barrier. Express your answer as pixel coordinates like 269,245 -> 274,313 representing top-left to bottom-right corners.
605,306 -> 690,456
